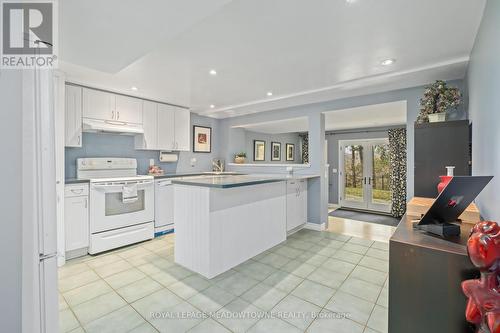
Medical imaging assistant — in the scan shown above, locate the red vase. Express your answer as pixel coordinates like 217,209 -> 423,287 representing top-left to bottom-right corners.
437,175 -> 453,194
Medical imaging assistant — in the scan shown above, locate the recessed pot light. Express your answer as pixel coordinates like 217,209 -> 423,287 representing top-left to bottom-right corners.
266,91 -> 273,96
131,86 -> 138,91
381,58 -> 396,66
210,104 -> 215,109
209,69 -> 217,76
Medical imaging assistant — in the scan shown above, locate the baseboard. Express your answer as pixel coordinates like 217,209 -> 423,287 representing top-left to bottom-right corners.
304,222 -> 326,231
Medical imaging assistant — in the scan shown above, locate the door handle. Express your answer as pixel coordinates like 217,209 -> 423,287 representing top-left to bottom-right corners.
368,177 -> 371,185
364,177 -> 366,185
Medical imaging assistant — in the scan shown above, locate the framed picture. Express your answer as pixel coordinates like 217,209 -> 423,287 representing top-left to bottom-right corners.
253,140 -> 266,161
286,143 -> 295,161
271,142 -> 281,161
193,126 -> 212,153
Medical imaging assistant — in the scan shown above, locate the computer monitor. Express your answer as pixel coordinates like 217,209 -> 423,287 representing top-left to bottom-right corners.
415,176 -> 493,237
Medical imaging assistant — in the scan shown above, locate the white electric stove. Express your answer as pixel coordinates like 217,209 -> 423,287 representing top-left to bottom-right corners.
77,158 -> 154,254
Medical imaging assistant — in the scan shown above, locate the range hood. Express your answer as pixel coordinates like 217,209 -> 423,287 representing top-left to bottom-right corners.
82,118 -> 144,135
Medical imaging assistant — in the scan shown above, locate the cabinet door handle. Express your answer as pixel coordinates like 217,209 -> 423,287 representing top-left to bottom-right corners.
84,198 -> 88,208
117,111 -> 120,120
77,135 -> 81,145
71,189 -> 83,194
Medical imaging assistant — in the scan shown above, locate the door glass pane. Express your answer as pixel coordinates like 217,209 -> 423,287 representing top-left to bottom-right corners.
371,143 -> 391,205
105,190 -> 145,216
343,145 -> 364,202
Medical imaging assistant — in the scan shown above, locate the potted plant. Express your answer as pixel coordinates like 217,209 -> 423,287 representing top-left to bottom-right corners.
234,152 -> 246,164
417,80 -> 462,123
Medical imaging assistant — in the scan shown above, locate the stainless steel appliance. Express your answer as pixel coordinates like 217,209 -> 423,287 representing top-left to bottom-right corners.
77,158 -> 154,254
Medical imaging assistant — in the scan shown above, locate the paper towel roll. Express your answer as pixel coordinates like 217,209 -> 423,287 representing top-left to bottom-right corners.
159,152 -> 178,162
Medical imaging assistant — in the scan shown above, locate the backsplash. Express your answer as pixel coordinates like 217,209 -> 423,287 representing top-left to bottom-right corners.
65,114 -> 221,178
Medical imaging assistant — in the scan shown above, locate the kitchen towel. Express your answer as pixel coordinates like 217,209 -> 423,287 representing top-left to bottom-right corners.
122,183 -> 138,203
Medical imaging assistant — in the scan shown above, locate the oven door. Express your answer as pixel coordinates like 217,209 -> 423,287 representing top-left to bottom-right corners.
90,179 -> 154,233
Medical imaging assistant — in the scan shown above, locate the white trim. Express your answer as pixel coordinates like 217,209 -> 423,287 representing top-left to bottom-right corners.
228,163 -> 310,168
304,222 -> 326,231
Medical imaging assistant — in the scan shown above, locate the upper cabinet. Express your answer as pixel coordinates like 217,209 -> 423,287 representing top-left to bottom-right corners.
82,88 -> 142,124
65,85 -> 83,147
157,104 -> 176,150
82,88 -> 114,121
174,107 -> 190,151
65,84 -> 189,151
115,95 -> 143,124
136,102 -> 190,151
136,101 -> 159,150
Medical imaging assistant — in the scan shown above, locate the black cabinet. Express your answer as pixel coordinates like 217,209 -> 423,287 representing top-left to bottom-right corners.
414,120 -> 471,198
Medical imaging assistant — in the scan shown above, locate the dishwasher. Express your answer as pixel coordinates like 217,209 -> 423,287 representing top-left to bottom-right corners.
154,179 -> 175,235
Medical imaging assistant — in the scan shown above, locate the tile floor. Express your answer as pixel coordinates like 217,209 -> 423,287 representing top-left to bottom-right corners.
59,229 -> 389,333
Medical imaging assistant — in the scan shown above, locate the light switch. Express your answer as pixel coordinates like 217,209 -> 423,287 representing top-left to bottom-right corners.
332,168 -> 338,174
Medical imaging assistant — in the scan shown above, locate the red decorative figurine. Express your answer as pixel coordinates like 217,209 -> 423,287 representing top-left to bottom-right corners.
462,221 -> 500,333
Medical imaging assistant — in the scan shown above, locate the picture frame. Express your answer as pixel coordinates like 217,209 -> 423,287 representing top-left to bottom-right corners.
193,126 -> 212,153
253,140 -> 266,161
286,143 -> 295,161
271,142 -> 281,161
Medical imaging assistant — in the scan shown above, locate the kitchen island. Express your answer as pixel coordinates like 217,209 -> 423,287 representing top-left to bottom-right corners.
172,174 -> 316,278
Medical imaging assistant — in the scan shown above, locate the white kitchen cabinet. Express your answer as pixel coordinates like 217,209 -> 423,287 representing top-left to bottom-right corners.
64,184 -> 89,256
157,104 -> 176,150
286,179 -> 308,232
173,106 -> 190,151
83,88 -> 142,124
135,101 -> 158,149
82,88 -> 114,121
136,102 -> 190,151
65,84 -> 82,147
115,94 -> 143,124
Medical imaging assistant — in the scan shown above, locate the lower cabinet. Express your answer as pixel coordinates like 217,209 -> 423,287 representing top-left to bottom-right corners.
286,179 -> 308,232
64,184 -> 89,258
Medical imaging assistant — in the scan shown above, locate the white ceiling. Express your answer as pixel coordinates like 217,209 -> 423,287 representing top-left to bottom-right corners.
233,101 -> 406,133
59,0 -> 486,118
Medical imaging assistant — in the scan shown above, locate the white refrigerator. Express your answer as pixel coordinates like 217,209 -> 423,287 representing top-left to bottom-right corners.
22,67 -> 59,333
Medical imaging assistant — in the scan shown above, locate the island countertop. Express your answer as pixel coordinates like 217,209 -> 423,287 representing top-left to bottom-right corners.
171,174 -> 319,188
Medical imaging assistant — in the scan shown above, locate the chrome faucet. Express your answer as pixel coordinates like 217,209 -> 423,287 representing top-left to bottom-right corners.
212,159 -> 225,173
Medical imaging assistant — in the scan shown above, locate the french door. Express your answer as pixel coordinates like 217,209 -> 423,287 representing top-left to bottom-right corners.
339,139 -> 392,213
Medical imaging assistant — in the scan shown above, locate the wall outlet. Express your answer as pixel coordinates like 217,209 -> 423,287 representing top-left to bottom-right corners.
149,159 -> 155,167
190,157 -> 197,167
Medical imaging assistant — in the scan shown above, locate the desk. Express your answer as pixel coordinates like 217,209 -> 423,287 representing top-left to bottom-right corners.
389,214 -> 478,333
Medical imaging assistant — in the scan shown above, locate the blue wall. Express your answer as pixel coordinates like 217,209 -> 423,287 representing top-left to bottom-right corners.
242,129 -> 302,164
221,80 -> 466,198
219,80 -> 466,224
65,113 -> 222,178
467,0 -> 499,221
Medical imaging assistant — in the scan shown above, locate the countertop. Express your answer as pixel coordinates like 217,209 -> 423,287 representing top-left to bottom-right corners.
65,173 -> 319,186
65,172 -> 241,184
65,178 -> 90,184
171,174 -> 320,188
